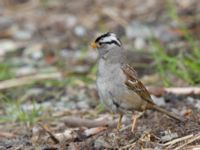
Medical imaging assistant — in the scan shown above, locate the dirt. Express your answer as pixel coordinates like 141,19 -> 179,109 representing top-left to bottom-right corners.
0,0 -> 200,149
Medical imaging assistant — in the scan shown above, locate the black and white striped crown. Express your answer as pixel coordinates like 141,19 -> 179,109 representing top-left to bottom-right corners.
95,32 -> 121,47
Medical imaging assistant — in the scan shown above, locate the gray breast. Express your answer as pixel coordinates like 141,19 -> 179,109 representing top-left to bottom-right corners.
96,58 -> 127,112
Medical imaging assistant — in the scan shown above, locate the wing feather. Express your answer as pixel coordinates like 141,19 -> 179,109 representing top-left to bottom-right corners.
121,64 -> 154,104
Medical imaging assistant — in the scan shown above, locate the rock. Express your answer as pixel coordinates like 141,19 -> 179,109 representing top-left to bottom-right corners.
186,96 -> 195,104
10,25 -> 33,40
56,100 -> 76,110
12,30 -> 33,40
186,96 -> 200,110
151,95 -> 166,106
195,100 -> 200,110
76,101 -> 89,109
74,25 -> 86,37
0,40 -> 18,56
23,44 -> 43,60
0,146 -> 6,150
153,25 -> 179,42
126,21 -> 180,42
72,65 -> 90,74
134,37 -> 146,50
0,16 -> 13,30
14,66 -> 36,76
126,21 -> 152,39
65,15 -> 77,28
94,136 -> 112,149
160,131 -> 178,142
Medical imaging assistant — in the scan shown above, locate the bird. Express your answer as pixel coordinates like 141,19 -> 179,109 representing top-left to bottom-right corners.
90,32 -> 185,131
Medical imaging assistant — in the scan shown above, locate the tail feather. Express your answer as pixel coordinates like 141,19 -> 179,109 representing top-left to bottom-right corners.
148,104 -> 185,122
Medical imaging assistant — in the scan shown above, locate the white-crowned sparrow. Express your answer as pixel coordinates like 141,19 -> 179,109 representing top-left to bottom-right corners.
91,32 -> 184,131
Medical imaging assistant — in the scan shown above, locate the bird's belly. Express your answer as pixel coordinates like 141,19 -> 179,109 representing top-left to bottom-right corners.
96,77 -> 112,108
97,76 -> 119,112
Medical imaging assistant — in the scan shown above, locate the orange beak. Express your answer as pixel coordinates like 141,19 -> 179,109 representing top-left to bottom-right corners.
90,41 -> 98,49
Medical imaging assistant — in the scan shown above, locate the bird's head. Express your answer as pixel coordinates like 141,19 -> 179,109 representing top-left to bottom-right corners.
90,32 -> 122,57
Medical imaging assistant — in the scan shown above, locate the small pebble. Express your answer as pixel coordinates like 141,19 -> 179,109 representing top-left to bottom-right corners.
160,131 -> 178,142
151,95 -> 166,106
74,26 -> 86,37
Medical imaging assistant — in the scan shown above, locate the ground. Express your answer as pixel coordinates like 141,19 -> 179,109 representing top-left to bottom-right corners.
0,0 -> 200,149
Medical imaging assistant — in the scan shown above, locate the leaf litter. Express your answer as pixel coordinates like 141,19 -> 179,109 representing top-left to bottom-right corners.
0,0 -> 200,149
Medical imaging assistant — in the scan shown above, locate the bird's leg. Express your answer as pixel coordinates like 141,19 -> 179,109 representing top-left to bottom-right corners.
131,112 -> 144,132
131,115 -> 137,132
117,113 -> 123,130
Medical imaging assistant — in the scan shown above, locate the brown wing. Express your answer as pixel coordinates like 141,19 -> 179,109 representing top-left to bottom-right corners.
121,64 -> 154,104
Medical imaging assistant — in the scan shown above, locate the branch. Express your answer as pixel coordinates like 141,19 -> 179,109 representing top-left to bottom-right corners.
62,116 -> 117,128
148,87 -> 200,96
0,72 -> 62,90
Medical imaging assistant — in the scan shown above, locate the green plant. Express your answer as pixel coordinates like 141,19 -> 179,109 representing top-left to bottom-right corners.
0,63 -> 14,81
0,94 -> 43,125
152,40 -> 200,86
151,1 -> 200,86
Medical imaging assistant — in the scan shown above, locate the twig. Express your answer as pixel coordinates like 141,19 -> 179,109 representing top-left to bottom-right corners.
120,131 -> 150,149
38,123 -> 59,144
119,124 -> 132,132
162,134 -> 193,146
0,72 -> 62,90
121,141 -> 136,150
183,145 -> 200,149
83,127 -> 107,137
165,87 -> 200,95
62,116 -> 117,128
0,131 -> 16,138
148,87 -> 200,96
174,133 -> 200,150
52,127 -> 106,142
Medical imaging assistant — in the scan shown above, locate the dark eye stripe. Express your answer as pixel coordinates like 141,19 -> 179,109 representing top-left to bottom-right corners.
95,32 -> 110,42
100,40 -> 121,47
